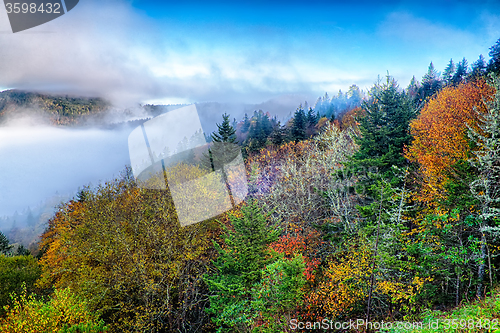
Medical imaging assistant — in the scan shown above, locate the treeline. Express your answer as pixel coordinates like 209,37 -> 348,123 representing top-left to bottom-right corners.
1,39 -> 500,332
0,90 -> 110,125
234,84 -> 363,156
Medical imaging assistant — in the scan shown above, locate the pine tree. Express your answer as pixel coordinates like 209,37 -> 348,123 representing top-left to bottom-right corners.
406,75 -> 422,106
203,113 -> 239,169
0,231 -> 12,255
270,121 -> 287,146
452,57 -> 469,85
241,113 -> 251,133
471,55 -> 487,79
204,202 -> 279,331
211,113 -> 237,144
347,84 -> 363,108
291,105 -> 307,142
442,59 -> 456,85
350,76 -> 415,191
488,38 -> 500,74
420,62 -> 442,101
467,74 -> 500,298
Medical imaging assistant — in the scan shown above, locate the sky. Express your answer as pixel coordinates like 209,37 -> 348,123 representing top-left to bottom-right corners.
0,0 -> 499,105
0,0 -> 499,228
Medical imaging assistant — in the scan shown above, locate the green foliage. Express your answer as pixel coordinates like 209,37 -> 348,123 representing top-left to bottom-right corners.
291,105 -> 307,142
37,168 -> 218,332
0,90 -> 109,125
244,110 -> 274,154
204,113 -> 240,171
419,62 -> 442,102
0,255 -> 41,316
250,255 -> 306,332
0,231 -> 12,254
488,38 -> 500,74
349,76 -> 415,198
204,202 -> 280,332
0,284 -> 107,333
384,288 -> 500,332
452,58 -> 469,86
211,113 -> 238,144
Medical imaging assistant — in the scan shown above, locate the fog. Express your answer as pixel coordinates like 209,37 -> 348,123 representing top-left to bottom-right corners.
0,117 -> 133,226
0,0 -> 324,106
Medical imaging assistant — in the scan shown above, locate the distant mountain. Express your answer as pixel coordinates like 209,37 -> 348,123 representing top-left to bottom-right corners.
0,89 -> 313,132
0,89 -> 110,125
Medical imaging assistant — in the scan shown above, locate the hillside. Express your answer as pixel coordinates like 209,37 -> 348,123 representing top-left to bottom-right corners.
0,90 -> 110,125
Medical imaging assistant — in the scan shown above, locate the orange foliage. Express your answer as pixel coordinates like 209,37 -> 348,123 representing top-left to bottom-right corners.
339,106 -> 365,130
406,79 -> 494,203
270,227 -> 322,282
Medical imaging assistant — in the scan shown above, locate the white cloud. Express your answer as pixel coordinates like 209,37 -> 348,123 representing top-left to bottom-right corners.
0,0 -> 324,105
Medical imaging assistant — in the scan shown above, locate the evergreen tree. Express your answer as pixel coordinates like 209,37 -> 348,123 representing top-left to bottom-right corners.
487,38 -> 500,74
347,84 -> 363,108
291,105 -> 307,142
442,59 -> 456,85
241,113 -> 251,133
468,74 -> 500,297
471,55 -> 487,79
0,231 -> 12,255
204,113 -> 239,167
350,76 -> 415,191
452,57 -> 469,85
211,113 -> 237,144
406,75 -> 422,107
420,62 -> 442,102
204,202 -> 279,331
270,121 -> 287,146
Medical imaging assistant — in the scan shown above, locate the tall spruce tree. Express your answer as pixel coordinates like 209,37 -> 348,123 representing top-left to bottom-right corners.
350,76 -> 415,191
442,59 -> 456,85
0,231 -> 12,255
419,62 -> 442,102
203,113 -> 239,170
452,57 -> 469,86
471,55 -> 487,79
204,202 -> 279,331
488,38 -> 500,74
291,105 -> 307,142
468,74 -> 500,298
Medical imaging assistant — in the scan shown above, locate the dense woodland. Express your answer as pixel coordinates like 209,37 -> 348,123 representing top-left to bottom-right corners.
0,90 -> 110,125
2,39 -> 500,332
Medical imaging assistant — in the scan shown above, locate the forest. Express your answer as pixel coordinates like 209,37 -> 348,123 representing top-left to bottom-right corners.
1,39 -> 500,332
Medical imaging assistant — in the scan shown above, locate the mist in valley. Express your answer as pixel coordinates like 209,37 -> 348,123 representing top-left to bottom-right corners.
0,114 -> 136,246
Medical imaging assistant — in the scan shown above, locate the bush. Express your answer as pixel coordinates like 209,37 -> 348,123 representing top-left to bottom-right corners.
0,284 -> 107,333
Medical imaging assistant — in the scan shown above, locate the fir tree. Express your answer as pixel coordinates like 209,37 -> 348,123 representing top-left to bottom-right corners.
241,113 -> 251,133
406,75 -> 422,107
420,62 -> 442,101
0,231 -> 12,255
468,74 -> 500,297
347,84 -> 363,108
350,76 -> 415,191
442,59 -> 456,85
488,38 -> 500,74
270,121 -> 287,146
211,113 -> 237,144
291,105 -> 307,142
452,57 -> 469,85
471,55 -> 487,79
204,202 -> 279,331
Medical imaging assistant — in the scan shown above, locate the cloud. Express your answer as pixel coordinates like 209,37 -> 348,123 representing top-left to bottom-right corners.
0,118 -> 133,217
0,0 -> 324,105
377,12 -> 477,49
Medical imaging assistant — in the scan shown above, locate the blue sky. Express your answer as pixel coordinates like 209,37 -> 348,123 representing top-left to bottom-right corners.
0,0 -> 499,105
